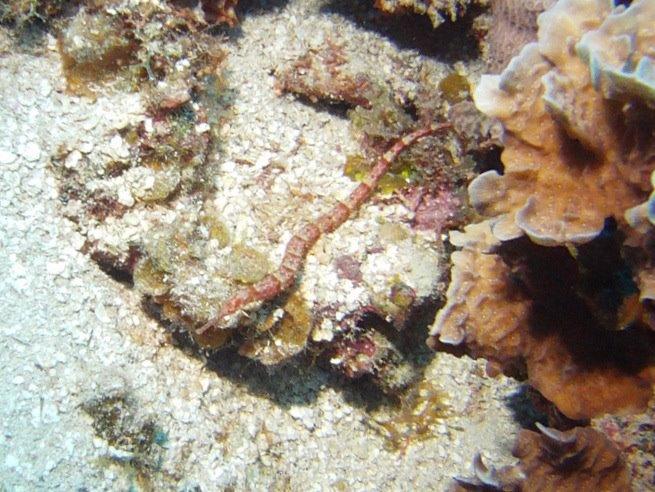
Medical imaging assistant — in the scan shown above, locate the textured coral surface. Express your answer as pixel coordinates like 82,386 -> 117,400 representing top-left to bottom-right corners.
484,0 -> 555,71
513,425 -> 631,491
472,1 -> 655,245
431,0 -> 655,420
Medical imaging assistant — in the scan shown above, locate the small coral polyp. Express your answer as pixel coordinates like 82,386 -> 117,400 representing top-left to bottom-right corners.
431,0 -> 655,420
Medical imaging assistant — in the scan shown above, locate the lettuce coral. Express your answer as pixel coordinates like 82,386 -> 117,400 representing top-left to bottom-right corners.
430,0 -> 655,420
470,0 -> 655,246
454,424 -> 631,491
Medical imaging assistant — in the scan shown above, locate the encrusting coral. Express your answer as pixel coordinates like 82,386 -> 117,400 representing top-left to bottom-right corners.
430,0 -> 655,420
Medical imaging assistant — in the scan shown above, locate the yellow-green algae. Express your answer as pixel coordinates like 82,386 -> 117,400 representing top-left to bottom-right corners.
344,154 -> 419,196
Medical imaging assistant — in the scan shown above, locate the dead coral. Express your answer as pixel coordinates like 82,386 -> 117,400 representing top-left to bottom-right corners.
329,326 -> 418,395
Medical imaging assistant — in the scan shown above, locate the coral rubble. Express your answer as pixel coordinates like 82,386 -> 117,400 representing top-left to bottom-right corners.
430,0 -> 655,420
82,391 -> 168,485
593,400 -> 655,489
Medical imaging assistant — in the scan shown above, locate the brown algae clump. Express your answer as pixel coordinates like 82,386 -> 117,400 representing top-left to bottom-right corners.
58,7 -> 139,96
372,379 -> 449,451
56,2 -> 227,97
344,153 -> 415,196
239,290 -> 314,365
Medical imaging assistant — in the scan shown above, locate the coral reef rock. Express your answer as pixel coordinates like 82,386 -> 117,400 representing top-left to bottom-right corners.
49,1 -> 470,396
430,0 -> 655,420
593,398 -> 655,490
274,40 -> 373,109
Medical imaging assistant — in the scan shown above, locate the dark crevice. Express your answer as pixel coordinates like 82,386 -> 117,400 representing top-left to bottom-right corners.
323,0 -> 483,62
